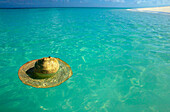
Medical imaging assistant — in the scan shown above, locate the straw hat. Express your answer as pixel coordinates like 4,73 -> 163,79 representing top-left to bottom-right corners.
18,56 -> 73,88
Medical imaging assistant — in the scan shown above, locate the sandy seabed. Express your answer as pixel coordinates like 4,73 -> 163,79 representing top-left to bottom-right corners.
127,6 -> 170,14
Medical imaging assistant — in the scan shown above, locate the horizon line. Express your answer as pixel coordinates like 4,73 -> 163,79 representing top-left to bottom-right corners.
0,5 -> 169,9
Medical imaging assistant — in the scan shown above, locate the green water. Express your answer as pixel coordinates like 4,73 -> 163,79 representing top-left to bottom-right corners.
0,8 -> 170,112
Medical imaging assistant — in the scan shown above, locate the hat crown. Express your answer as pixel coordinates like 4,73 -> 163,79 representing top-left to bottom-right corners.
34,57 -> 59,78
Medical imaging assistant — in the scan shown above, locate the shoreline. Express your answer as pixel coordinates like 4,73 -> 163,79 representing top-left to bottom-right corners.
127,6 -> 170,15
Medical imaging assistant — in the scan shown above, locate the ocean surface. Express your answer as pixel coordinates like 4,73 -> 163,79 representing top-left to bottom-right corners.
0,8 -> 169,112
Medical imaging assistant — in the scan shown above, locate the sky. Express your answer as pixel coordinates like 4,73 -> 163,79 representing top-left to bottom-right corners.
0,0 -> 170,8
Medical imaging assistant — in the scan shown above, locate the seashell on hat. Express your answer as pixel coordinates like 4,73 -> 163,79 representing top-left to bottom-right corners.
18,56 -> 73,88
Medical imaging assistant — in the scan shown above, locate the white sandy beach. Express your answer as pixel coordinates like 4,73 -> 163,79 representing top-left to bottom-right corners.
127,6 -> 170,14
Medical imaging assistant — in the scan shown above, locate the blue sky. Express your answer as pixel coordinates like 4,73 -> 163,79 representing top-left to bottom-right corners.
0,0 -> 170,8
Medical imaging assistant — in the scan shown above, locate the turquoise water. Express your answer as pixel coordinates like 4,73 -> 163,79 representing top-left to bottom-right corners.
0,8 -> 170,112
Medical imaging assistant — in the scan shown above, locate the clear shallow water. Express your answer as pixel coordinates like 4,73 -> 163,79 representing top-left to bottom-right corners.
0,8 -> 170,112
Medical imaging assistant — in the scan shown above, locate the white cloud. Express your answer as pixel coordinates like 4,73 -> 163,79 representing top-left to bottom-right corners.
51,0 -> 69,2
103,0 -> 125,3
135,0 -> 170,5
51,0 -> 58,2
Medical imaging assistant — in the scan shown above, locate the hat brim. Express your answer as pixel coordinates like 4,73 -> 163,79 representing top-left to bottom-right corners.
18,58 -> 73,88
